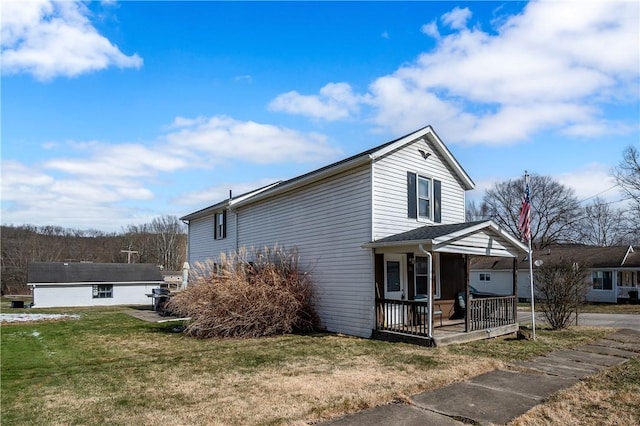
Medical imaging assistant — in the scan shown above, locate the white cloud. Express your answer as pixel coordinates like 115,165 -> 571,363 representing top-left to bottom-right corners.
420,21 -> 439,39
1,117 -> 340,229
269,82 -> 367,121
271,2 -> 638,146
177,178 -> 279,206
1,0 -> 142,81
441,7 -> 472,30
166,115 -> 342,163
556,163 -> 619,203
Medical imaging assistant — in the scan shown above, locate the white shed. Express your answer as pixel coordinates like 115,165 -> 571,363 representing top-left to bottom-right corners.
28,262 -> 164,308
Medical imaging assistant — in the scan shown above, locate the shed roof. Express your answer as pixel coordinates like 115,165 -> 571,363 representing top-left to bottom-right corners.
27,262 -> 164,284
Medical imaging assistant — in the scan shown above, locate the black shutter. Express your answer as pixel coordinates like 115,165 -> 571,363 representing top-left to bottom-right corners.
222,210 -> 227,239
433,179 -> 441,223
407,172 -> 417,219
213,213 -> 218,239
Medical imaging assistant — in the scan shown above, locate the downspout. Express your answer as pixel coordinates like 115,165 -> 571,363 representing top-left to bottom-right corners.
418,244 -> 433,339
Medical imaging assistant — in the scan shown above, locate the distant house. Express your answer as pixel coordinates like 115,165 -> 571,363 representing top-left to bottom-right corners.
470,245 -> 640,303
181,126 -> 528,345
161,270 -> 183,290
28,262 -> 164,308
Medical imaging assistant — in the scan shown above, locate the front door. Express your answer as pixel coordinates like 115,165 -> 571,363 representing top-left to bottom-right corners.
384,254 -> 406,300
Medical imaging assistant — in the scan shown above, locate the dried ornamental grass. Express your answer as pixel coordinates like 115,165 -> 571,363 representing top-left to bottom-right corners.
168,246 -> 318,338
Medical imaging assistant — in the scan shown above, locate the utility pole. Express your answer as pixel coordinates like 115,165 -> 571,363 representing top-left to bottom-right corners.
120,245 -> 139,264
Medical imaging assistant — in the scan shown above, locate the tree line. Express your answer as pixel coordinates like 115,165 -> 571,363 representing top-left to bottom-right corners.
1,215 -> 186,295
467,146 -> 640,248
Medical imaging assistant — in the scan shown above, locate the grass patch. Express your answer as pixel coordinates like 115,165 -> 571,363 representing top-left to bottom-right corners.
448,326 -> 612,361
0,307 -> 631,425
510,358 -> 640,425
518,302 -> 640,314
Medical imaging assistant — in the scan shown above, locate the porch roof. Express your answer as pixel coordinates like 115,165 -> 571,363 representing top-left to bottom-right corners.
363,220 -> 528,257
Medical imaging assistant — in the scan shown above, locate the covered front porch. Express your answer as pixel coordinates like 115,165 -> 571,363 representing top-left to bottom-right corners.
364,220 -> 528,346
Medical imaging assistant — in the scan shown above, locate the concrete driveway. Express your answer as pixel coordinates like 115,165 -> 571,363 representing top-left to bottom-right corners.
518,309 -> 640,331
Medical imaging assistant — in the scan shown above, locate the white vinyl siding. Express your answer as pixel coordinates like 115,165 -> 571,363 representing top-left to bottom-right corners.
372,137 -> 466,240
236,165 -> 373,337
31,283 -> 161,308
188,211 -> 237,265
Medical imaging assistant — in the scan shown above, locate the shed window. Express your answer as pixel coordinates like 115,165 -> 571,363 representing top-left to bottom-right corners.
92,284 -> 113,298
592,271 -> 612,290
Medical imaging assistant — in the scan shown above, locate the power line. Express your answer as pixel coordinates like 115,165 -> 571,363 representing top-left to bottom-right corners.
577,183 -> 622,205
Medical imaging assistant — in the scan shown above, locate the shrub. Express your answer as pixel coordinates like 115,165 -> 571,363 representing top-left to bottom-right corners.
167,246 -> 318,338
534,259 -> 589,330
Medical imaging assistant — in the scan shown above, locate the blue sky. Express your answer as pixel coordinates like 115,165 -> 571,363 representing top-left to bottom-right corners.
2,1 -> 639,231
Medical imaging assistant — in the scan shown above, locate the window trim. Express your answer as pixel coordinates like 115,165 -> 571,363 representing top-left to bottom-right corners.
407,171 -> 441,223
214,210 -> 227,240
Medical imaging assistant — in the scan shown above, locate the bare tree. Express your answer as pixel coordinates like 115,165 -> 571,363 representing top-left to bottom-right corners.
577,197 -> 628,246
612,146 -> 640,237
534,259 -> 589,330
465,199 -> 489,222
482,174 -> 581,249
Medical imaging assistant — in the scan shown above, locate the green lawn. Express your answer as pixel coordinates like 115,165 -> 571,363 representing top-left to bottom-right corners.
0,307 -> 636,425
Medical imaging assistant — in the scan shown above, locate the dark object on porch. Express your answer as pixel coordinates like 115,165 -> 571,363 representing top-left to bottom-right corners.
10,300 -> 25,309
451,292 -> 466,320
414,294 -> 443,327
629,290 -> 638,304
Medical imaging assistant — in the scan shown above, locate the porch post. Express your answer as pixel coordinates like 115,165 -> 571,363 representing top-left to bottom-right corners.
465,255 -> 470,333
512,257 -> 518,323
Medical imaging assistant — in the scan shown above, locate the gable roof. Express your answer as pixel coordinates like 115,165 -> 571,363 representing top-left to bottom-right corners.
27,262 -> 164,284
471,244 -> 638,270
181,126 -> 474,220
363,220 -> 529,257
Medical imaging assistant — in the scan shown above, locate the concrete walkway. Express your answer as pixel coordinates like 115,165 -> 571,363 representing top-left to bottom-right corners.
325,329 -> 640,425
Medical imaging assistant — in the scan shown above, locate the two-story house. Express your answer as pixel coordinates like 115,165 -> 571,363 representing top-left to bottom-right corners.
181,126 -> 528,345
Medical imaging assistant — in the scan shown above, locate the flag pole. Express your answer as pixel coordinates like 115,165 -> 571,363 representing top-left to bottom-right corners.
524,171 -> 536,340
528,233 -> 536,340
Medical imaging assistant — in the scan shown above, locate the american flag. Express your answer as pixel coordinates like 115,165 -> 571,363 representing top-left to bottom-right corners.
518,177 -> 531,242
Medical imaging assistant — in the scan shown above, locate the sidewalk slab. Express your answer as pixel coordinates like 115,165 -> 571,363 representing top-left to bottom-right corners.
412,380 -> 539,425
324,402 -> 462,426
547,349 -> 628,367
577,344 -> 639,359
608,329 -> 640,343
594,338 -> 640,353
468,369 -> 577,400
517,357 -> 601,379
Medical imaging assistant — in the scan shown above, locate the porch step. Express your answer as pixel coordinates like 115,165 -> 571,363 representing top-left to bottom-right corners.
433,323 -> 519,346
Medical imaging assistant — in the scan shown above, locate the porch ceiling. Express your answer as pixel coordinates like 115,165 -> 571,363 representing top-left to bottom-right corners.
363,220 -> 528,257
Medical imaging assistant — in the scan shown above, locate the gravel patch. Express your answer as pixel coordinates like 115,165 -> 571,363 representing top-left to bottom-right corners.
0,313 -> 81,323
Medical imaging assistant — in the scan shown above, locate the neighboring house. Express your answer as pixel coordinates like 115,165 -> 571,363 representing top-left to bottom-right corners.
28,262 -> 164,308
470,245 -> 640,304
181,126 -> 528,344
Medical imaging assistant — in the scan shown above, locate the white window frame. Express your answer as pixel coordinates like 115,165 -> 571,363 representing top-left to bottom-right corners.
417,175 -> 432,221
413,254 -> 441,299
216,212 -> 225,240
92,284 -> 113,299
479,273 -> 491,282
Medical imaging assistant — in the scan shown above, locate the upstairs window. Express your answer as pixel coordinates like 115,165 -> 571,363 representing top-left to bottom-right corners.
418,176 -> 431,219
407,172 -> 441,223
214,210 -> 227,240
